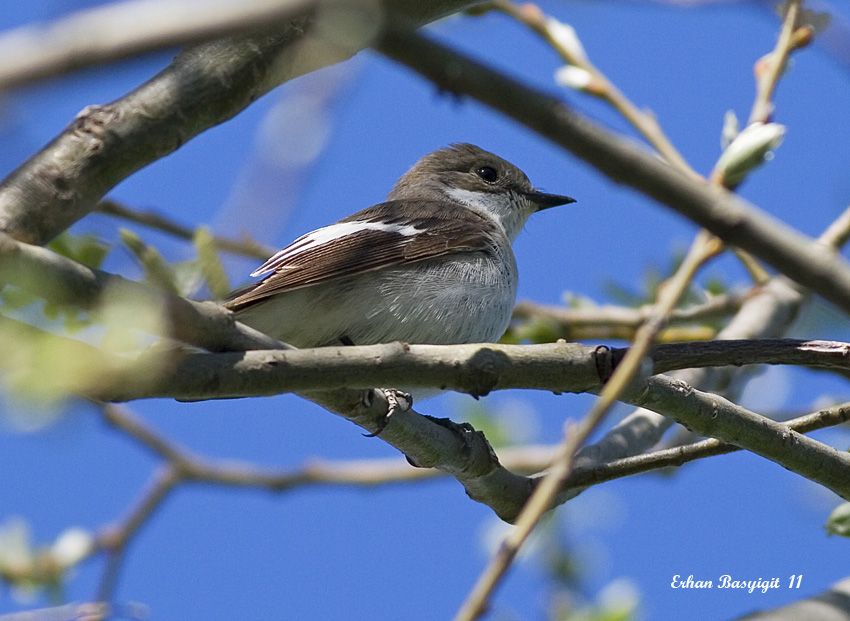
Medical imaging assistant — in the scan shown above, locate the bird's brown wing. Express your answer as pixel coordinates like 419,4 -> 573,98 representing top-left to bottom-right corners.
224,200 -> 501,312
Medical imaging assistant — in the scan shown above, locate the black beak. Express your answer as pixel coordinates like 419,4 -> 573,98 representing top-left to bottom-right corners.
525,189 -> 576,211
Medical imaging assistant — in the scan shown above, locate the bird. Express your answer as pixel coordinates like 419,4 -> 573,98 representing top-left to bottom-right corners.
224,143 -> 574,350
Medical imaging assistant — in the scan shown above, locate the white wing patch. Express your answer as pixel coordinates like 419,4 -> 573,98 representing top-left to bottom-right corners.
250,220 -> 421,277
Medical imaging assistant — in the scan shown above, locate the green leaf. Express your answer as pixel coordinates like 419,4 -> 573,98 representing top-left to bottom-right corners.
47,232 -> 109,269
193,227 -> 231,299
704,276 -> 728,296
826,502 -> 850,537
119,229 -> 179,294
509,317 -> 563,344
463,403 -> 511,448
170,260 -> 204,297
0,286 -> 38,311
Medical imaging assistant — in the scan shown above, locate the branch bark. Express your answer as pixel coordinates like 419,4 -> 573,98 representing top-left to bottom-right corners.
0,0 -> 479,245
0,0 -> 315,91
631,375 -> 850,501
79,338 -> 850,402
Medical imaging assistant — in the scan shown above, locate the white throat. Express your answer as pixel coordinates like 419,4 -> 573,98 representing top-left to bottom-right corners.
444,187 -> 529,241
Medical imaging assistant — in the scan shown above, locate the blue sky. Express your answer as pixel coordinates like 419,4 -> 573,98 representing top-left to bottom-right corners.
1,1 -> 850,619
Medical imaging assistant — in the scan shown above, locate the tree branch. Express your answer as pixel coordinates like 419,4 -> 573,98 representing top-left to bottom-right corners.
566,204 -> 850,479
0,0 -> 315,91
375,25 -> 850,317
512,291 -> 746,341
489,0 -> 695,176
77,338 -> 850,402
569,275 -> 806,491
507,6 -> 824,498
748,0 -> 807,124
94,464 -> 181,601
97,200 -> 275,260
564,402 -> 850,490
32,398 -> 850,601
0,0 -> 479,245
11,304 -> 850,520
633,374 -> 850,499
106,400 -> 850,493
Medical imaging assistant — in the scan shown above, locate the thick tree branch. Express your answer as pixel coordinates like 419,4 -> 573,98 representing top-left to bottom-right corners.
0,33 -> 301,245
0,257 -> 844,399
81,338 -> 850,402
0,0 -> 479,245
10,306 -> 850,519
303,387 -> 541,521
375,26 -> 850,317
0,0 -> 314,91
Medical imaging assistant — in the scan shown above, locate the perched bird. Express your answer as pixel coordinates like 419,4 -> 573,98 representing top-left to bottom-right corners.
225,144 -> 574,348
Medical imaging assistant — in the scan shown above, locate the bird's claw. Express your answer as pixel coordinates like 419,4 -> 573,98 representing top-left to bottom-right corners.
362,388 -> 413,437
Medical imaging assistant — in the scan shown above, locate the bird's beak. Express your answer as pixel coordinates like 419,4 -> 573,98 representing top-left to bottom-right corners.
525,189 -> 576,211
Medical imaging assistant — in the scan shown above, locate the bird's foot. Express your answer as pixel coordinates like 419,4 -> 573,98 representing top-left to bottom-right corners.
361,388 -> 413,437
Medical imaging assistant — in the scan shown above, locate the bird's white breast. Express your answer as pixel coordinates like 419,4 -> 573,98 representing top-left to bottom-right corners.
236,247 -> 518,347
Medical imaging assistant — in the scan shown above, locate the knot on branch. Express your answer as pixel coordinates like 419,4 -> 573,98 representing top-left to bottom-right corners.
461,347 -> 510,398
72,103 -> 120,155
417,415 -> 501,479
593,345 -> 626,383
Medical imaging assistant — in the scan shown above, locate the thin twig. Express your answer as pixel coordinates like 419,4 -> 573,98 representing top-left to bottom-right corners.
453,4 -> 813,612
454,228 -> 722,621
489,1 -> 695,176
100,400 -> 850,496
749,0 -> 805,124
563,402 -> 850,489
819,205 -> 850,250
487,0 -> 779,285
22,398 -> 850,602
377,25 -> 850,316
94,464 -> 182,601
99,403 -> 195,466
512,291 -> 745,341
98,200 -> 275,260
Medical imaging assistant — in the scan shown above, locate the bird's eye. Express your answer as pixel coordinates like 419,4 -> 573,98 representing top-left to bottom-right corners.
475,166 -> 499,183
